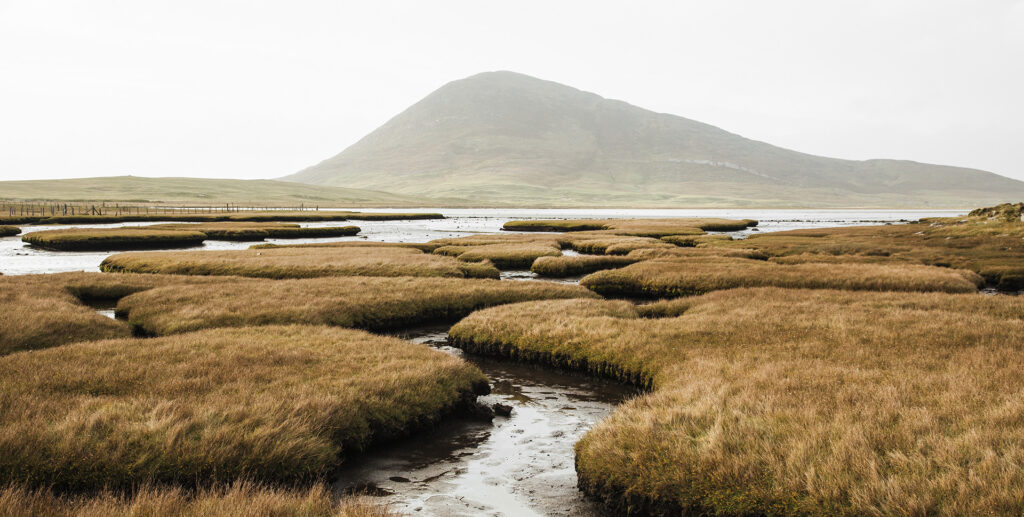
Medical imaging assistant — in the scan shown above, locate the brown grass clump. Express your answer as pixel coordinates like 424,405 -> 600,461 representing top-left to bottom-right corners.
433,242 -> 563,269
0,226 -> 20,237
22,228 -> 207,251
580,256 -> 982,297
253,241 -> 441,252
0,325 -> 487,490
624,246 -> 769,261
100,246 -> 500,279
429,233 -> 567,247
0,273 -> 231,355
501,220 -> 608,232
503,217 -> 757,236
449,288 -> 1024,514
151,222 -> 360,241
0,483 -> 395,517
660,233 -> 734,247
0,280 -> 130,355
708,211 -> 1024,289
531,255 -> 639,277
565,235 -> 675,255
432,231 -> 675,257
117,276 -> 597,336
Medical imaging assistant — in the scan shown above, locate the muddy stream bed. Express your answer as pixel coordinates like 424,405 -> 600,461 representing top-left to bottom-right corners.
334,326 -> 638,516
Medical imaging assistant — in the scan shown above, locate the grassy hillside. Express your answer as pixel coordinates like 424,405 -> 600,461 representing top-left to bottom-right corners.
284,71 -> 1024,208
0,176 -> 450,207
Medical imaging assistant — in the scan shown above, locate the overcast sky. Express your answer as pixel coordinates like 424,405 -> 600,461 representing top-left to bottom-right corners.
1,0 -> 1021,182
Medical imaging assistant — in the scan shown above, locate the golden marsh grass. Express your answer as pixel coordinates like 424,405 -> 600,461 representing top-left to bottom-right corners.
711,213 -> 1024,289
253,241 -> 441,252
22,228 -> 207,251
433,242 -> 563,269
581,256 -> 982,297
0,226 -> 20,237
117,276 -> 597,336
531,255 -> 639,277
0,325 -> 487,490
449,289 -> 1024,514
0,272 -> 235,354
660,233 -> 734,247
100,246 -> 500,279
0,483 -> 395,517
566,235 -> 675,255
0,281 -> 129,355
151,222 -> 360,241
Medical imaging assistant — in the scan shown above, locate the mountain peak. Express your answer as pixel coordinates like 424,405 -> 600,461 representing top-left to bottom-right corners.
282,72 -> 1024,208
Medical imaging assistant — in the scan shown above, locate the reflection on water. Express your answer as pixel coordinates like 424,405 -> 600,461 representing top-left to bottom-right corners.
333,327 -> 637,516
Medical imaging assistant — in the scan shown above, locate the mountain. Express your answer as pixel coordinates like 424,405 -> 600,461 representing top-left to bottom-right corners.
0,176 -> 445,207
283,71 -> 1024,208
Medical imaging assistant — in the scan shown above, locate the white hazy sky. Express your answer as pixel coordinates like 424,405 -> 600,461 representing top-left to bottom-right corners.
1,0 -> 1022,182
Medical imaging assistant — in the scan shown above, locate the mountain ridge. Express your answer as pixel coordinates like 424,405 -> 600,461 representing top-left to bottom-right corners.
283,71 -> 1024,208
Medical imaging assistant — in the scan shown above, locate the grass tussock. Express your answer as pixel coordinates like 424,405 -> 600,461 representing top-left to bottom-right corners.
22,228 -> 207,251
580,256 -> 982,297
502,217 -> 756,237
449,289 -> 1024,514
660,233 -> 733,247
565,235 -> 675,255
709,210 -> 1024,289
252,241 -> 441,252
0,226 -> 20,237
0,280 -> 129,355
501,220 -> 608,232
431,231 -> 677,257
116,276 -> 596,336
429,233 -> 567,247
151,222 -> 360,241
433,242 -> 562,269
0,483 -> 395,517
0,325 -> 487,491
624,246 -> 769,261
100,246 -> 500,279
531,255 -> 639,277
0,273 -> 231,355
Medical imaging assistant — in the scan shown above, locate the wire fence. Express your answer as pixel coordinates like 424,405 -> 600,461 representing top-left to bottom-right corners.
1,202 -> 320,217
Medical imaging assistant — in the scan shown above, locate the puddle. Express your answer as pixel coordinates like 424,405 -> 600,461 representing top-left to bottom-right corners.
333,326 -> 637,516
982,287 -> 1022,296
500,270 -> 582,285
81,299 -> 119,319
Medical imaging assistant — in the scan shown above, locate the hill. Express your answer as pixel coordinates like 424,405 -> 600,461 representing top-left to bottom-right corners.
283,71 -> 1024,208
0,176 -> 445,207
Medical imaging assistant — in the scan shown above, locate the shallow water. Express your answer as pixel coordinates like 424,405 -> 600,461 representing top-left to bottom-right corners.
334,327 -> 636,516
0,208 -> 965,275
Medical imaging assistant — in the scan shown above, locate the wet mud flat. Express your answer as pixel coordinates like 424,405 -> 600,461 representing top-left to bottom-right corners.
333,327 -> 637,516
